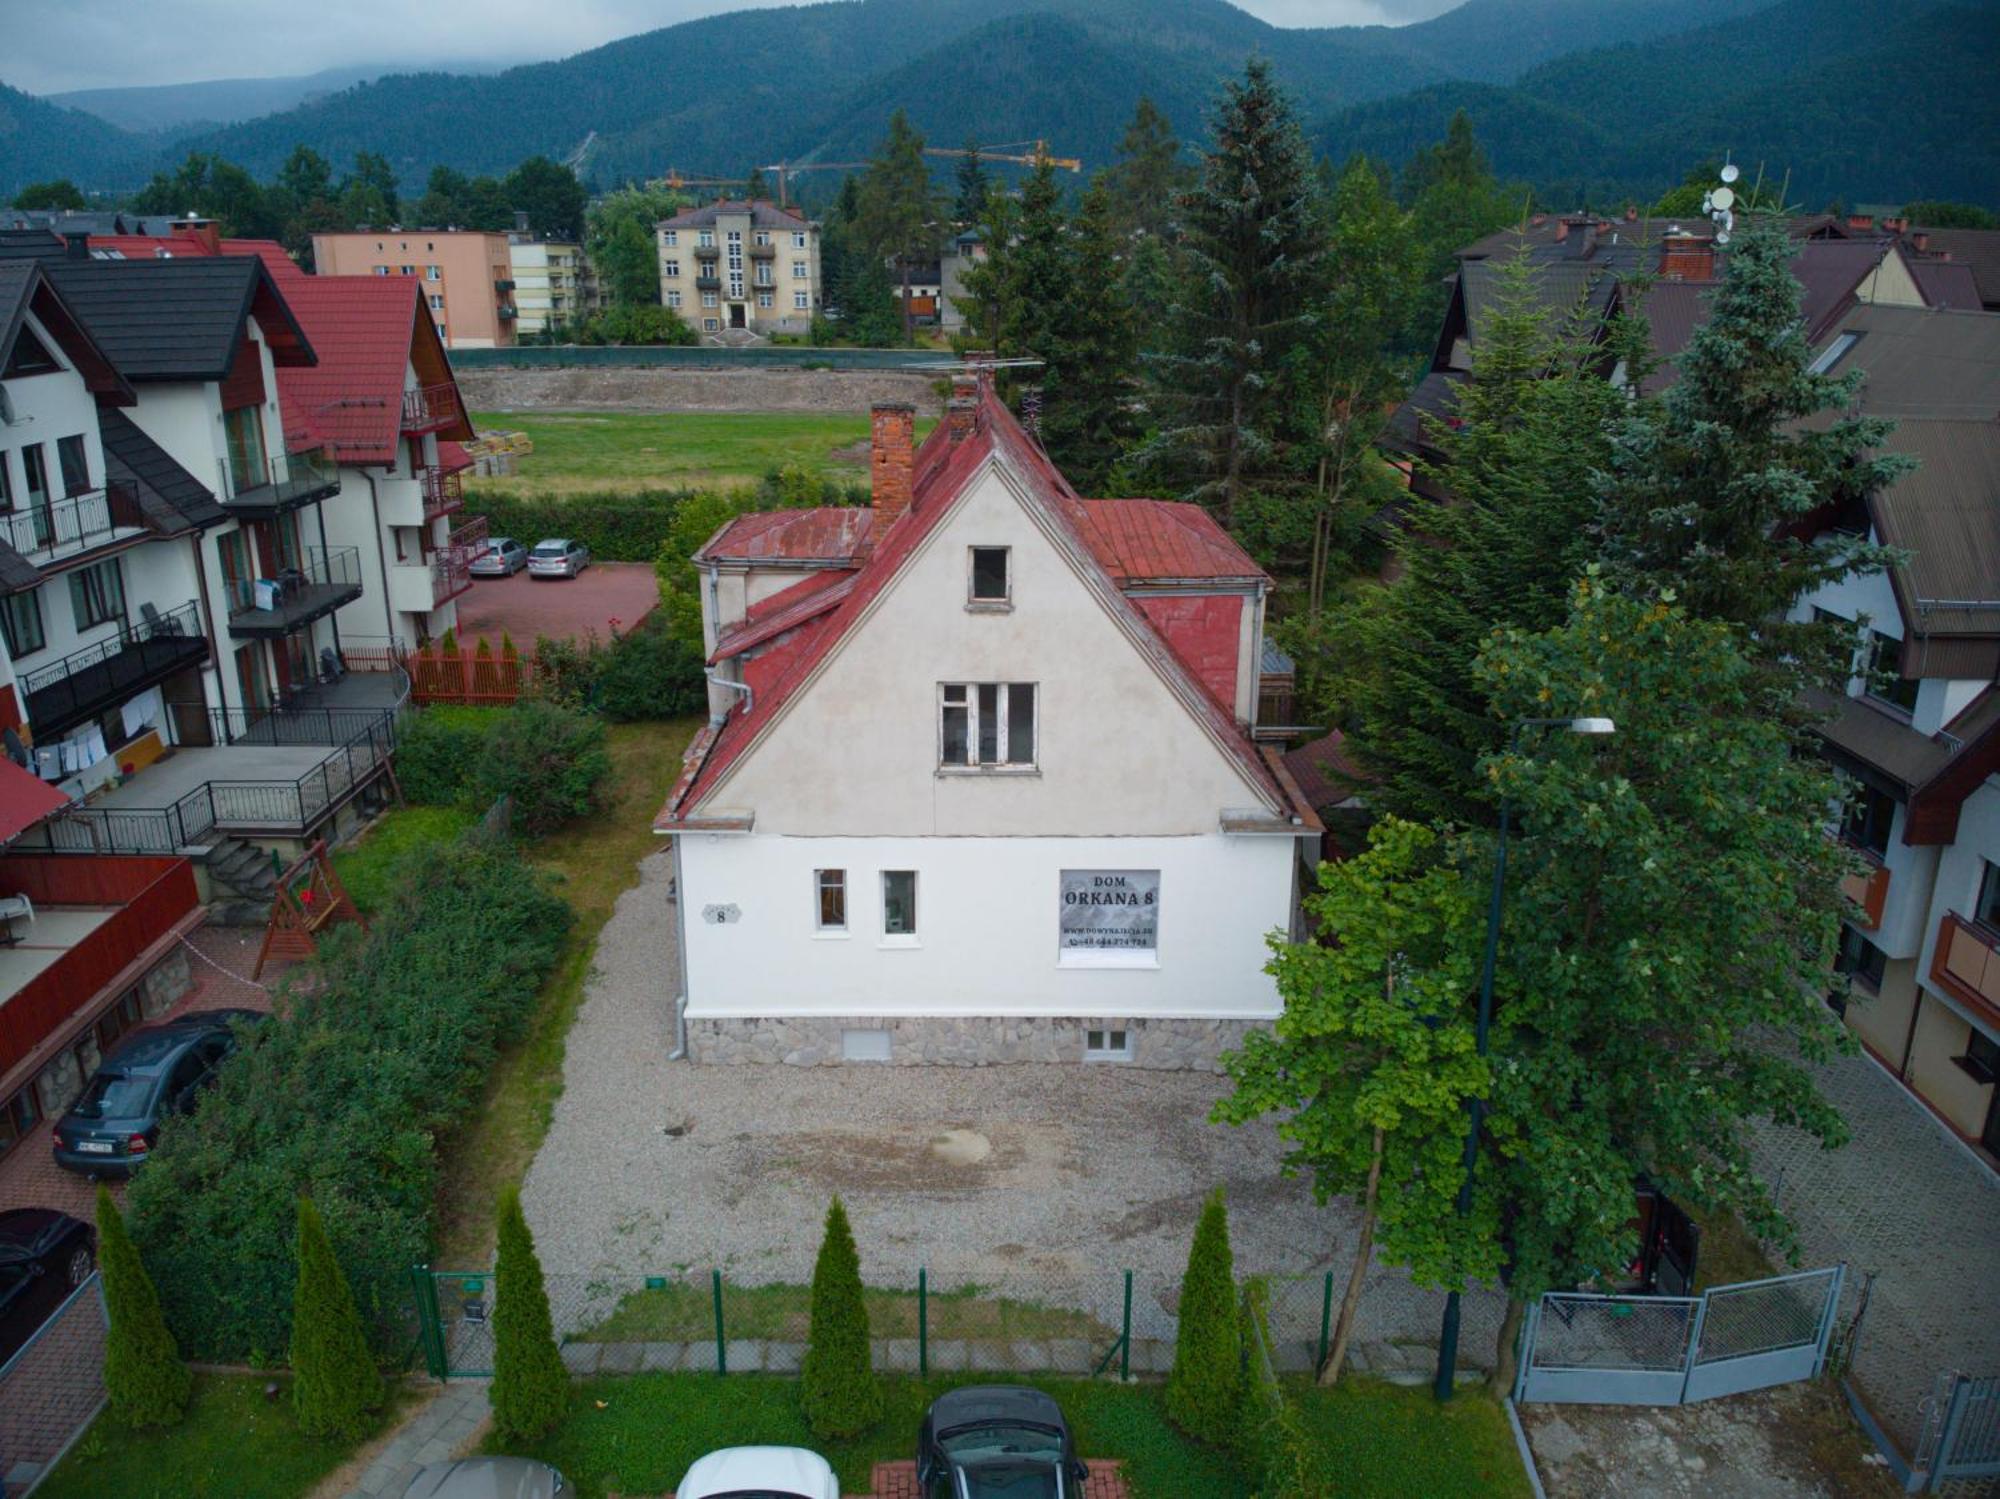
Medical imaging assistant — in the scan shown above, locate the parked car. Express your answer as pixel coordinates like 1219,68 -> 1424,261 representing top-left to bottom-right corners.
526,538 -> 589,579
398,1458 -> 568,1498
677,1447 -> 838,1499
470,536 -> 529,577
0,1209 -> 95,1365
51,1011 -> 264,1177
917,1387 -> 1087,1498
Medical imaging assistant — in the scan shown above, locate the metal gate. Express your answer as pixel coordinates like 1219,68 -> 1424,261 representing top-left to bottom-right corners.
412,1266 -> 496,1379
1516,1266 -> 1844,1408
1921,1374 -> 2000,1491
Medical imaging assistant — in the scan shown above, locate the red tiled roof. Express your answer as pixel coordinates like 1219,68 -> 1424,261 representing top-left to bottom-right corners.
88,233 -> 305,288
274,276 -> 447,466
437,440 -> 473,475
0,759 -> 71,846
1282,730 -> 1368,812
1069,499 -> 1268,584
657,389 -> 1300,830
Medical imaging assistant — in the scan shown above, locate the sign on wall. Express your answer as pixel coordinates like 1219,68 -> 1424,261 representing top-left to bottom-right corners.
1059,870 -> 1160,952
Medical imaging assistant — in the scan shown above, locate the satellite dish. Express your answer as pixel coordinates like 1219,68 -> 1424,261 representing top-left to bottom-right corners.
1720,163 -> 1741,184
1710,186 -> 1736,211
1716,231 -> 1732,246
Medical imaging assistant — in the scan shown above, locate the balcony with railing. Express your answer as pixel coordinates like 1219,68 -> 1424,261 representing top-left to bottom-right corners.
400,383 -> 464,435
498,305 -> 518,321
0,855 -> 201,1082
749,241 -> 776,259
695,272 -> 722,290
1840,843 -> 1893,930
422,467 -> 463,522
20,600 -> 209,741
389,517 -> 485,615
693,242 -> 720,260
1932,913 -> 2000,1028
220,444 -> 340,518
0,484 -> 154,567
494,278 -> 515,293
224,545 -> 363,639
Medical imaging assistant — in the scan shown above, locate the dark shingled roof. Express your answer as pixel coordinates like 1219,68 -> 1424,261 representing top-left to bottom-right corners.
1808,688 -> 1955,797
97,408 -> 225,534
1915,228 -> 2000,307
27,255 -> 315,382
1815,304 -> 2000,420
658,198 -> 813,231
0,542 -> 43,596
1870,418 -> 2000,644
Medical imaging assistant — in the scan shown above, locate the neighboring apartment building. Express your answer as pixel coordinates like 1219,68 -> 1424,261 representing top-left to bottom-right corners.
508,235 -> 599,338
656,200 -> 820,337
655,378 -> 1319,1068
1788,304 -> 2000,1166
939,231 -> 984,335
312,229 -> 518,348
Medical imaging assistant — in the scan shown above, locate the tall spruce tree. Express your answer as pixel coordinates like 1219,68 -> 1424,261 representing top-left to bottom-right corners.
97,1186 -> 190,1429
953,139 -> 989,226
290,1196 -> 383,1440
856,110 -> 942,342
1142,60 -> 1326,530
953,193 -> 1019,354
1000,155 -> 1069,377
1040,180 -> 1139,489
1104,96 -> 1188,238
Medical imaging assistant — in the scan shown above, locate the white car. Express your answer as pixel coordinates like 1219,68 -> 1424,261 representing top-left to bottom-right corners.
676,1446 -> 838,1499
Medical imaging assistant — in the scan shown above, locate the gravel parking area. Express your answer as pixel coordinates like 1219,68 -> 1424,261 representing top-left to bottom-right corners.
522,852 -> 1507,1365
452,563 -> 658,645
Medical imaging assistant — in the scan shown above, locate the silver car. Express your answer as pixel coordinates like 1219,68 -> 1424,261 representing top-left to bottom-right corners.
470,537 -> 528,577
526,538 -> 589,579
399,1458 -> 568,1499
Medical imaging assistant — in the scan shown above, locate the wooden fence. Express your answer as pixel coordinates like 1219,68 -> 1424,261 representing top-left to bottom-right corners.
406,647 -> 540,706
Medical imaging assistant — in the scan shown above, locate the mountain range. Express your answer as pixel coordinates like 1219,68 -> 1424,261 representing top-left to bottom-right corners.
2,0 -> 1993,208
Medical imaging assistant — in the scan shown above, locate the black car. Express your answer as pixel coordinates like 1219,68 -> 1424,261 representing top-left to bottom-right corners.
51,1009 -> 263,1178
0,1209 -> 95,1366
917,1387 -> 1087,1499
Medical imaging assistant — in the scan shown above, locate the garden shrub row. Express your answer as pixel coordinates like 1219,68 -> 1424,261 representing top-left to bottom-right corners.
393,699 -> 612,834
128,835 -> 571,1362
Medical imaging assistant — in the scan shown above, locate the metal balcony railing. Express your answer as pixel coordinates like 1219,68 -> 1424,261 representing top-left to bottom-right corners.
421,467 -> 464,521
0,484 -> 151,562
18,600 -> 208,738
220,445 -> 339,515
749,241 -> 776,258
1932,912 -> 2000,1025
223,545 -> 363,637
401,383 -> 464,434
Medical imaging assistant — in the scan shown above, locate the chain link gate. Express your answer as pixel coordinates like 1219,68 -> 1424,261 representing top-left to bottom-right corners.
1919,1374 -> 2000,1492
1515,1266 -> 1844,1408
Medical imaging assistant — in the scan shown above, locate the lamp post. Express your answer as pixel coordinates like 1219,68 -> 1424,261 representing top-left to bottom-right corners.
1434,714 -> 1615,1402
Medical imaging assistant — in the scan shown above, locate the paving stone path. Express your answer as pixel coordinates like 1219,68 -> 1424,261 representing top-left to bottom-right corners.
341,1381 -> 489,1499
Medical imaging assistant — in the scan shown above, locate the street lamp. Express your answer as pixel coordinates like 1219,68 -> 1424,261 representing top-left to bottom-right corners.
1434,714 -> 1616,1401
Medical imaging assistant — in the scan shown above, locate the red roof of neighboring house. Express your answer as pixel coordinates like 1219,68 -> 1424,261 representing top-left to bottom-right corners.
1069,499 -> 1268,585
88,232 -> 306,288
437,440 -> 473,475
0,759 -> 72,846
711,571 -> 856,663
658,389 -> 1303,831
1282,730 -> 1368,812
697,507 -> 876,564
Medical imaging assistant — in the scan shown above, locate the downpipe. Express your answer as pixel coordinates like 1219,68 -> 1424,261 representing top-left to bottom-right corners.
705,668 -> 752,723
666,994 -> 689,1062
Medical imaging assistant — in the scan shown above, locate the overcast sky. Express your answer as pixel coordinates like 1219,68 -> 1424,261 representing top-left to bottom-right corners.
12,0 -> 1460,95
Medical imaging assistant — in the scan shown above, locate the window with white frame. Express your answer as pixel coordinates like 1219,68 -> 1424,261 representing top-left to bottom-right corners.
757,291 -> 773,308
815,868 -> 847,931
663,230 -> 679,247
792,231 -> 807,249
425,265 -> 441,281
666,290 -> 683,308
794,290 -> 810,310
428,294 -> 444,310
1863,628 -> 1919,714
791,261 -> 808,279
1084,1028 -> 1134,1061
1061,870 -> 1160,965
754,230 -> 771,246
662,259 -> 681,278
969,547 -> 1009,604
882,870 -> 917,938
698,230 -> 714,247
703,317 -> 719,331
702,291 -> 718,307
939,683 -> 1036,768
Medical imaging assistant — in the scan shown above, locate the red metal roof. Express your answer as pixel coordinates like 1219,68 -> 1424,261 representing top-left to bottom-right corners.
697,507 -> 875,564
1070,499 -> 1268,584
711,571 -> 857,663
657,389 -> 1300,830
437,440 -> 474,475
0,759 -> 71,846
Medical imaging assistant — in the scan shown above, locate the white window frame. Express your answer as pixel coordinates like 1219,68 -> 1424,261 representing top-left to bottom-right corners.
666,290 -> 682,308
757,291 -> 774,308
938,682 -> 1037,771
702,291 -> 718,308
794,290 -> 810,310
881,870 -> 918,945
1084,1028 -> 1134,1062
662,230 -> 679,247
698,230 -> 714,247
662,259 -> 681,278
792,231 -> 807,249
703,317 -> 719,331
792,261 -> 808,279
754,230 -> 772,246
814,868 -> 847,934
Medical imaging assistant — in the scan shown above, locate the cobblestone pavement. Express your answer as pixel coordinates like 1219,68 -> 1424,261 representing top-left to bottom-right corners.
452,562 -> 660,645
339,1381 -> 490,1499
1748,1049 -> 2000,1455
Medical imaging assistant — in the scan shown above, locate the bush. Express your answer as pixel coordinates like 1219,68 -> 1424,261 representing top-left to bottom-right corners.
290,1196 -> 383,1440
98,1186 -> 189,1428
598,616 -> 707,721
1167,1188 -> 1241,1446
464,490 -> 695,563
527,633 -> 603,710
491,1188 -> 569,1444
128,837 -> 570,1361
573,303 -> 697,346
800,1197 -> 880,1438
476,698 -> 611,835
386,707 -> 502,807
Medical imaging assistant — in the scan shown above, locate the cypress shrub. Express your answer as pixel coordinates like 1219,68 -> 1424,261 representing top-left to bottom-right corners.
491,1187 -> 569,1445
97,1186 -> 189,1429
290,1196 -> 383,1439
800,1197 -> 881,1438
1167,1187 -> 1241,1446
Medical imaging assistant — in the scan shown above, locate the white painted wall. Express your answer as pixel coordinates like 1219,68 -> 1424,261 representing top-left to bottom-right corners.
1916,776 -> 2000,1047
679,831 -> 1293,1021
1872,799 -> 1941,959
709,459 -> 1273,836
0,310 -> 103,516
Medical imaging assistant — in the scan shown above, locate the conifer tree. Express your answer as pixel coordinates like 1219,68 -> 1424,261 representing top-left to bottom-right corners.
1142,60 -> 1326,529
800,1197 -> 880,1437
490,1188 -> 569,1445
856,111 -> 942,341
97,1186 -> 190,1429
953,139 -> 989,226
1000,155 -> 1070,377
953,194 -> 1019,354
290,1196 -> 383,1440
1040,181 -> 1139,489
1166,1188 -> 1241,1445
1104,96 -> 1187,238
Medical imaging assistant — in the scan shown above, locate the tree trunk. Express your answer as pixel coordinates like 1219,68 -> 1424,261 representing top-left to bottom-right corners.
1320,1126 -> 1384,1386
1491,1295 -> 1528,1396
900,256 -> 914,344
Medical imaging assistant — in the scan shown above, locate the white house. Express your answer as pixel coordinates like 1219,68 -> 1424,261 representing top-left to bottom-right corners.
655,380 -> 1320,1068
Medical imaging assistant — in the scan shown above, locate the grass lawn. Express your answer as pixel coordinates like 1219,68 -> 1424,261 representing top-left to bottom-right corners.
466,410 -> 933,495
1294,1377 -> 1532,1498
580,1278 -> 1113,1344
430,718 -> 698,1265
330,805 -> 475,916
489,1373 -> 1245,1498
39,1373 -> 416,1499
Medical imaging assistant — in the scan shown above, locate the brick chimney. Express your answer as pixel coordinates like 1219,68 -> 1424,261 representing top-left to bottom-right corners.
870,403 -> 916,524
1660,233 -> 1716,281
1626,204 -> 1640,222
1912,230 -> 1931,253
1848,213 -> 1875,232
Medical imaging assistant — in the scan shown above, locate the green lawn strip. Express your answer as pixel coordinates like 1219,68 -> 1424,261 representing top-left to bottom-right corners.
330,806 -> 475,916
466,410 -> 936,493
577,1279 -> 1112,1343
39,1373 -> 416,1499
1292,1376 -> 1534,1499
488,1373 -> 1244,1498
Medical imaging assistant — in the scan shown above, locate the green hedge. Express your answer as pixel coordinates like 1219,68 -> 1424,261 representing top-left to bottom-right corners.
464,490 -> 694,562
128,836 -> 571,1362
598,616 -> 707,722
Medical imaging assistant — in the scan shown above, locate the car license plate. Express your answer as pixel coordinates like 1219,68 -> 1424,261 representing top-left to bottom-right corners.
76,1141 -> 113,1154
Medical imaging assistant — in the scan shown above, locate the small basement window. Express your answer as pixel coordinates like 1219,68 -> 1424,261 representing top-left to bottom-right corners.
969,547 -> 1010,605
842,1029 -> 891,1063
1084,1028 -> 1133,1062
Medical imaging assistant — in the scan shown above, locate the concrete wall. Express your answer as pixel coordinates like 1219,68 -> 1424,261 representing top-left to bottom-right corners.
1904,991 -> 1994,1140
1844,955 -> 1919,1065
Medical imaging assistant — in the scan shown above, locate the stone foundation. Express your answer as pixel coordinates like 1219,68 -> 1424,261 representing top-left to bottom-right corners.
686,1014 -> 1268,1071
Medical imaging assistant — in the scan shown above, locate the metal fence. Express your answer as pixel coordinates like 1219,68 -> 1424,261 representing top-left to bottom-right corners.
0,1275 -> 107,1498
1915,1374 -> 2000,1494
448,344 -> 947,372
1514,1266 -> 1844,1408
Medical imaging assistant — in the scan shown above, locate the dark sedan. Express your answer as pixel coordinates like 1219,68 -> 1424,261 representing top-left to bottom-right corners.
0,1209 -> 95,1366
917,1387 -> 1087,1499
52,1009 -> 263,1178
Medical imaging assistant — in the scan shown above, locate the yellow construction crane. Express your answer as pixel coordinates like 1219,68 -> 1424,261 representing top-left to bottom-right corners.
651,169 -> 755,193
763,143 -> 1083,207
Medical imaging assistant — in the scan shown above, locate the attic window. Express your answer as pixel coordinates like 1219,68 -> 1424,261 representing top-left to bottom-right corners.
1809,332 -> 1861,375
2,326 -> 59,378
969,547 -> 1010,606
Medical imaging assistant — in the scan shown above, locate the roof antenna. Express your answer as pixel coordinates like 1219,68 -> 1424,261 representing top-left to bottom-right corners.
1703,159 -> 1738,247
